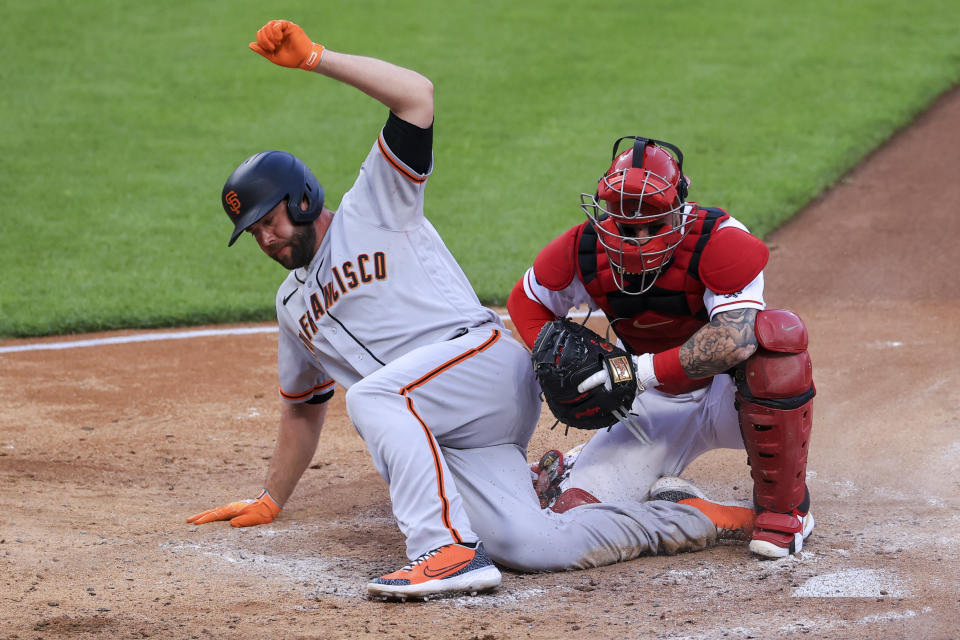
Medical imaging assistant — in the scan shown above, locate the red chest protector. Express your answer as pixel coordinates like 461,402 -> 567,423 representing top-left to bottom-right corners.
576,206 -> 730,355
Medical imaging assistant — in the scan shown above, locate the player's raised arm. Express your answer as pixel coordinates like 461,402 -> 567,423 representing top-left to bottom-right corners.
249,19 -> 433,127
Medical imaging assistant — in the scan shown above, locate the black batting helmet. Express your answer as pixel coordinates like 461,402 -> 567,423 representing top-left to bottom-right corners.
221,150 -> 325,247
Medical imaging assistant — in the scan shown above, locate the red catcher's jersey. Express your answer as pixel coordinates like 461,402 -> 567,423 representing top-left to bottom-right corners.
527,206 -> 768,355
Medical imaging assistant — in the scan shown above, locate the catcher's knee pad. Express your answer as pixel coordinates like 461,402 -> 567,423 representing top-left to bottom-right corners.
735,309 -> 815,514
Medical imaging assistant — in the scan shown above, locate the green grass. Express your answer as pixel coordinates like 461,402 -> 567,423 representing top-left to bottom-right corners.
2,0 -> 959,336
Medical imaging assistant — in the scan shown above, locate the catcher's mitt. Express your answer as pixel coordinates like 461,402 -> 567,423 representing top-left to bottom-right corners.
531,318 -> 638,430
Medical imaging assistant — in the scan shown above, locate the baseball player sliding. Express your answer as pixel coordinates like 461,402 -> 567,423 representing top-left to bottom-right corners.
189,20 -> 755,601
509,136 -> 816,559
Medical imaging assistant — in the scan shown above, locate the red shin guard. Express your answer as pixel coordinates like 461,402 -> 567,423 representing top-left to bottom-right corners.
736,309 -> 814,514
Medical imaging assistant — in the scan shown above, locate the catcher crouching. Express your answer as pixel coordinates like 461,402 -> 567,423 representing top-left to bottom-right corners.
512,136 -> 815,559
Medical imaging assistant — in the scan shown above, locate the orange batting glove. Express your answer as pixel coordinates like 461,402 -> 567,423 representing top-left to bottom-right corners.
186,490 -> 282,528
249,19 -> 325,71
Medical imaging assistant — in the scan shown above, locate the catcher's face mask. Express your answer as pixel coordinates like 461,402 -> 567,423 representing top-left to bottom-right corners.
580,137 -> 692,294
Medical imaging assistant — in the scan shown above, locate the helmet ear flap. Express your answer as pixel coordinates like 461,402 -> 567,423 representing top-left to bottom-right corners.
285,172 -> 325,224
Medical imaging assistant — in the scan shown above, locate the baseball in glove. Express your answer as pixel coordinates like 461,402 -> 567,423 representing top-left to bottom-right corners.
531,318 -> 640,432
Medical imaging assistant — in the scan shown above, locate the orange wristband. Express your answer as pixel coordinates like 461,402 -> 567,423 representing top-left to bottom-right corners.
299,43 -> 325,71
257,489 -> 283,515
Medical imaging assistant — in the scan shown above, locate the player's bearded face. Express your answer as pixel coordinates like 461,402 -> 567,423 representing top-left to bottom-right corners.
272,222 -> 316,270
248,203 -> 318,270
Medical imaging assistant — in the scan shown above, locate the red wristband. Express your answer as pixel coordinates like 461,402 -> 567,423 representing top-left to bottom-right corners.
652,347 -> 696,388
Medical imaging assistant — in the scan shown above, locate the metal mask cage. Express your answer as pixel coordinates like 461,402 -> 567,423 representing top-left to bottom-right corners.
580,194 -> 695,295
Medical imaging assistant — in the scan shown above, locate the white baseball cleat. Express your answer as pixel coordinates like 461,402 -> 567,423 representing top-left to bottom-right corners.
366,542 -> 501,601
748,511 -> 815,558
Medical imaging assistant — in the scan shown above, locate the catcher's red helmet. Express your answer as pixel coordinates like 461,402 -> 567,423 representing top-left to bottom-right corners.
580,137 -> 693,294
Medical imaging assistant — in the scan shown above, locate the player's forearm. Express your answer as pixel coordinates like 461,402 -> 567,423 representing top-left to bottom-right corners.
312,50 -> 434,128
678,308 -> 758,379
262,402 -> 328,506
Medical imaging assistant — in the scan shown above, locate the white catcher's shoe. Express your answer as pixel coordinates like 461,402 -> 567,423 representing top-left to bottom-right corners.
748,511 -> 815,558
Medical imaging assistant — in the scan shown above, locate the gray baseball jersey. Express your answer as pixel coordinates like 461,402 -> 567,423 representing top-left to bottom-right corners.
272,122 -> 719,568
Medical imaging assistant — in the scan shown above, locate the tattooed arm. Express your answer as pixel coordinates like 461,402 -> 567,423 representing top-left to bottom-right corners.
678,308 -> 759,379
579,308 -> 759,394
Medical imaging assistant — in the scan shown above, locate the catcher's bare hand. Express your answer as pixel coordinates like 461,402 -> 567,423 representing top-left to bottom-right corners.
187,492 -> 281,528
249,20 -> 325,70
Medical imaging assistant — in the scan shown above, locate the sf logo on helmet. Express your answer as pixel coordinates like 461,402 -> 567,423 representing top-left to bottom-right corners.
224,190 -> 242,217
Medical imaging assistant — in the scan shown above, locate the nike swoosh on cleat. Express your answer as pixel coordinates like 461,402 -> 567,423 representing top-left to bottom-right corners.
422,558 -> 472,578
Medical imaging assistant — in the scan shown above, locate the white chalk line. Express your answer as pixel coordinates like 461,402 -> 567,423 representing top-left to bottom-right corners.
0,326 -> 277,354
0,311 -> 592,354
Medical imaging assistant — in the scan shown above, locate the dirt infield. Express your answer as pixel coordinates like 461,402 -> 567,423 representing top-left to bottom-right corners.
3,88 -> 960,639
